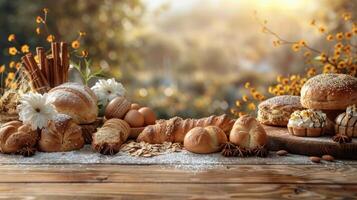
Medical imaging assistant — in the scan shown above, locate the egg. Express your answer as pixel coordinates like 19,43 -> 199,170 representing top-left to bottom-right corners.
124,110 -> 145,127
131,103 -> 141,110
138,107 -> 157,125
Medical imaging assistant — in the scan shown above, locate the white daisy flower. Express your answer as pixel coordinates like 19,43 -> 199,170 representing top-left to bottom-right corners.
91,78 -> 126,105
17,92 -> 57,130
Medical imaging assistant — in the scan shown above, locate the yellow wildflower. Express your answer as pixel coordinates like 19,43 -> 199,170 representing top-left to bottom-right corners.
335,43 -> 343,49
0,65 -> 5,73
291,43 -> 300,52
318,26 -> 326,33
36,27 -> 41,35
244,82 -> 250,89
21,45 -> 30,53
43,8 -> 49,14
336,32 -> 343,40
8,34 -> 15,42
47,35 -> 55,42
15,62 -> 21,70
8,47 -> 18,55
337,61 -> 346,69
345,32 -> 352,39
9,61 -> 15,68
242,95 -> 249,102
326,34 -> 334,41
298,40 -> 307,46
36,16 -> 43,24
248,102 -> 256,111
79,31 -> 86,37
7,72 -> 15,80
235,100 -> 241,107
80,50 -> 89,57
342,12 -> 351,21
71,40 -> 80,49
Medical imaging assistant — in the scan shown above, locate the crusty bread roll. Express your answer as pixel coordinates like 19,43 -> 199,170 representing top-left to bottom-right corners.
184,126 -> 227,154
335,105 -> 357,137
105,96 -> 131,119
92,118 -> 130,155
39,114 -> 84,152
137,115 -> 234,144
257,95 -> 303,126
229,115 -> 267,149
47,82 -> 98,124
301,74 -> 357,111
0,121 -> 38,156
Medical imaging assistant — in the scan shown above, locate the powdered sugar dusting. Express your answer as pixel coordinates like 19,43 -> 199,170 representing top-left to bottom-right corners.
303,73 -> 357,94
49,82 -> 97,106
259,95 -> 302,108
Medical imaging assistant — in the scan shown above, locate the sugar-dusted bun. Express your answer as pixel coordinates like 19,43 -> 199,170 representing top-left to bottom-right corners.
92,118 -> 130,155
287,109 -> 327,137
0,121 -> 38,156
105,96 -> 131,119
184,126 -> 227,154
47,82 -> 98,124
229,115 -> 267,149
301,74 -> 357,110
39,114 -> 84,152
257,95 -> 303,126
335,105 -> 357,137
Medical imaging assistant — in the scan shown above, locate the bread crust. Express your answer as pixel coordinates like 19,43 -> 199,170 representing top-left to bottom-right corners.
183,126 -> 227,154
0,121 -> 38,156
301,74 -> 357,110
39,114 -> 84,152
47,82 -> 98,124
257,95 -> 303,126
288,126 -> 324,137
229,115 -> 267,149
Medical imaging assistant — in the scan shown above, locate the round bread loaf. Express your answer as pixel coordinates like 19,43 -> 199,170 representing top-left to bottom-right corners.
301,74 -> 357,110
229,115 -> 267,149
47,82 -> 98,124
105,96 -> 131,119
257,95 -> 303,126
39,114 -> 84,152
184,126 -> 227,154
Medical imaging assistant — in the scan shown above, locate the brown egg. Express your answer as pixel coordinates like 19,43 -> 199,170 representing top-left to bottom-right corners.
124,110 -> 145,127
131,103 -> 141,110
138,107 -> 157,125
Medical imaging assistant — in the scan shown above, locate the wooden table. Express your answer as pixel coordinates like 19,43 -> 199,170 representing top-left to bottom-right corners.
0,163 -> 356,199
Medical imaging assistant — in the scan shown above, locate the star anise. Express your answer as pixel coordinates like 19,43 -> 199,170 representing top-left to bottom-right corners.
253,145 -> 269,157
235,146 -> 248,157
221,142 -> 237,157
16,146 -> 36,157
332,134 -> 352,144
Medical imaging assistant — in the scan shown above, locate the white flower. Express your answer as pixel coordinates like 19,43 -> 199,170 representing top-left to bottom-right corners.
17,92 -> 57,130
91,78 -> 126,105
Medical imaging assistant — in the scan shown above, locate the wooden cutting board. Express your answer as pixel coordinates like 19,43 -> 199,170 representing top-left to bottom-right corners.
264,125 -> 357,159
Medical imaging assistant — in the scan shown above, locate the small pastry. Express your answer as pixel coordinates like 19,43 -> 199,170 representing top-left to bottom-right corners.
335,104 -> 357,137
105,96 -> 131,119
0,121 -> 38,156
138,107 -> 156,125
47,82 -> 98,124
92,118 -> 130,155
300,73 -> 357,120
124,110 -> 145,127
287,109 -> 327,137
229,115 -> 268,157
257,95 -> 303,126
184,126 -> 227,154
39,114 -> 84,152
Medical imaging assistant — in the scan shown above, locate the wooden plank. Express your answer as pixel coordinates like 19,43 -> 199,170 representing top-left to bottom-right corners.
0,183 -> 356,199
0,164 -> 356,184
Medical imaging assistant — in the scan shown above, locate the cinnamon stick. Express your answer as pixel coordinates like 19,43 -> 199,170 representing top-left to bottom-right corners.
26,53 -> 50,93
36,47 -> 47,83
21,56 -> 38,90
47,56 -> 54,88
60,42 -> 69,82
51,42 -> 60,86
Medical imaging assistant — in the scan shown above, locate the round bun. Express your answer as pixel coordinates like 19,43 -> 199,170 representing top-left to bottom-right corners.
138,107 -> 156,125
39,114 -> 84,152
124,110 -> 145,127
301,74 -> 357,110
105,96 -> 131,119
47,82 -> 98,124
257,95 -> 303,126
184,126 -> 227,154
229,115 -> 267,149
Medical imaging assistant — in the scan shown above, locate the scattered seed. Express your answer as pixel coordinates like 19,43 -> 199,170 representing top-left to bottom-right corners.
276,150 -> 288,156
310,156 -> 321,163
321,155 -> 335,162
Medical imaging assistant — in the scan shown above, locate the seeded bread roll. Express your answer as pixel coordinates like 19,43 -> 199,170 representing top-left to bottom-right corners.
184,126 -> 227,154
47,82 -> 98,124
301,74 -> 357,120
257,95 -> 303,127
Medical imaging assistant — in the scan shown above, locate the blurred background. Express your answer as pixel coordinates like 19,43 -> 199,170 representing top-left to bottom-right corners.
0,0 -> 355,118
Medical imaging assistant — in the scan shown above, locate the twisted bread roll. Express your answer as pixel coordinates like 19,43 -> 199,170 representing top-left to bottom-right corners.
229,115 -> 267,149
92,118 -> 130,155
47,82 -> 98,124
0,121 -> 38,156
39,114 -> 84,152
137,114 -> 234,144
184,126 -> 227,154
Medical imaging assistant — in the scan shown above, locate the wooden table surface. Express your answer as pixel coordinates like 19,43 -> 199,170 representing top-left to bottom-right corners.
0,163 -> 356,199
